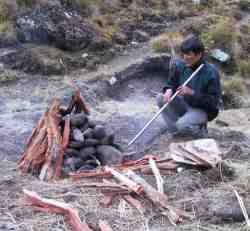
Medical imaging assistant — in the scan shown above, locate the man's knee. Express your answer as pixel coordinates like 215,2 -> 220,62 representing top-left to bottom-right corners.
176,119 -> 188,132
156,94 -> 164,108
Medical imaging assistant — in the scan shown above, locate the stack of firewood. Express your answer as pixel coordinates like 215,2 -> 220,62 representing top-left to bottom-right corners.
18,90 -> 123,181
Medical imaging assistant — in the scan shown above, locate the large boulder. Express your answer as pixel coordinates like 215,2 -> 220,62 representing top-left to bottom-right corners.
15,5 -> 99,51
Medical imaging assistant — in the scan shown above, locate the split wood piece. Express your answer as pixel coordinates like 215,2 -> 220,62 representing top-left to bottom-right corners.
126,170 -> 182,224
55,117 -> 70,179
123,195 -> 145,214
141,168 -> 176,176
149,158 -> 164,194
23,189 -> 92,231
105,167 -> 144,195
64,90 -> 90,115
99,220 -> 113,231
18,112 -> 48,174
41,99 -> 62,180
70,159 -> 178,180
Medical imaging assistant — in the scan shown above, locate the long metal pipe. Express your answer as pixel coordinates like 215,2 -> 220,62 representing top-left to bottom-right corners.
127,63 -> 204,147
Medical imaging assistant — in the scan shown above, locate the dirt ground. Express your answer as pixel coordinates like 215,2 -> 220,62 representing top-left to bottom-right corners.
1,65 -> 250,231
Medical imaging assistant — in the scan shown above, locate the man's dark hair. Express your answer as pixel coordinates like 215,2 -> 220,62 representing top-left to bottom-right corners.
180,36 -> 205,54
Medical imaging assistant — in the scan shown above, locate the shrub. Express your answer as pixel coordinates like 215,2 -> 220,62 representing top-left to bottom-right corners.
16,0 -> 34,8
0,70 -> 19,82
238,0 -> 250,11
222,77 -> 247,108
0,1 -> 11,23
201,17 -> 236,49
223,78 -> 247,95
238,60 -> 250,78
152,32 -> 183,53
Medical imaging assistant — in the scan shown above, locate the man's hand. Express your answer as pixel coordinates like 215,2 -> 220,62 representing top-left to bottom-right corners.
177,86 -> 194,96
163,89 -> 173,103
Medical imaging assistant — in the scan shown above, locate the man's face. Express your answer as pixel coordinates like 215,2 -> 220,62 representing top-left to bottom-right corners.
182,52 -> 202,67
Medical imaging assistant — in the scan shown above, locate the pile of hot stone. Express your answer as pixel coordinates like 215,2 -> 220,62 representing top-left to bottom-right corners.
63,113 -> 123,175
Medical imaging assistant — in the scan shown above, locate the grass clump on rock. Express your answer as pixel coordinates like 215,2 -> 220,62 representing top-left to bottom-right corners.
152,32 -> 184,53
238,0 -> 250,11
201,17 -> 236,49
222,77 -> 247,108
238,59 -> 250,78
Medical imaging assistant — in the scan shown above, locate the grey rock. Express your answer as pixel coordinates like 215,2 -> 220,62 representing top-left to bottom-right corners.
16,5 -> 97,51
82,128 -> 94,139
68,141 -> 85,149
100,134 -> 115,145
77,164 -> 96,171
79,147 -> 96,160
64,157 -> 84,171
92,125 -> 106,140
96,145 -> 123,165
64,148 -> 80,157
83,138 -> 100,147
70,113 -> 88,128
72,128 -> 84,142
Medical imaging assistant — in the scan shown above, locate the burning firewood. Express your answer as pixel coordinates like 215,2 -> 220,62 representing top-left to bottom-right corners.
23,189 -> 93,231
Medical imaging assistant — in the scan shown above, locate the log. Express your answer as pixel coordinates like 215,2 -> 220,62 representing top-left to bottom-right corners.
123,195 -> 145,214
105,167 -> 143,195
126,170 -> 182,224
23,189 -> 93,231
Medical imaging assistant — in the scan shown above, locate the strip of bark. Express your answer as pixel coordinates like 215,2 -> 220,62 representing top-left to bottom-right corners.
23,189 -> 92,231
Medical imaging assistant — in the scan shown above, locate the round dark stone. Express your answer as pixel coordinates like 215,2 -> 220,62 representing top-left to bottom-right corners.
72,128 -> 84,142
77,164 -> 96,171
92,125 -> 106,140
88,120 -> 96,129
83,128 -> 94,139
79,147 -> 96,160
68,141 -> 85,149
64,148 -> 80,157
63,157 -> 83,171
70,113 -> 88,128
100,134 -> 115,145
83,138 -> 100,147
96,145 -> 123,165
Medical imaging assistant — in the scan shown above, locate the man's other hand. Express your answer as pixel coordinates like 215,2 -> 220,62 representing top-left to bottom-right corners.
177,86 -> 194,96
164,89 -> 173,103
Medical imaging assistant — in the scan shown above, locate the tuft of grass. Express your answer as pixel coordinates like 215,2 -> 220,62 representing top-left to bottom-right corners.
222,77 -> 247,108
238,59 -> 250,78
0,1 -> 11,23
201,17 -> 236,49
238,0 -> 250,11
152,32 -> 184,53
16,0 -> 35,8
0,70 -> 19,82
223,78 -> 247,96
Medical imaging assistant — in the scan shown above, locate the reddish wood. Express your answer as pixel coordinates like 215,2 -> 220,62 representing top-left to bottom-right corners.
23,189 -> 93,231
55,117 -> 70,179
123,195 -> 145,214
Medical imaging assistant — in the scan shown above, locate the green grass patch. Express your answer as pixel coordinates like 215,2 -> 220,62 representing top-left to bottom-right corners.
223,78 -> 247,96
152,32 -> 184,53
238,59 -> 250,78
201,17 -> 236,49
238,0 -> 250,11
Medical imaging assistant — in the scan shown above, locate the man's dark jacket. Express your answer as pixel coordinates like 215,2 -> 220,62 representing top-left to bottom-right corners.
164,58 -> 221,121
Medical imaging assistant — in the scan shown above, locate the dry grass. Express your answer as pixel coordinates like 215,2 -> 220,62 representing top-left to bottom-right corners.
151,32 -> 184,54
201,16 -> 237,49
